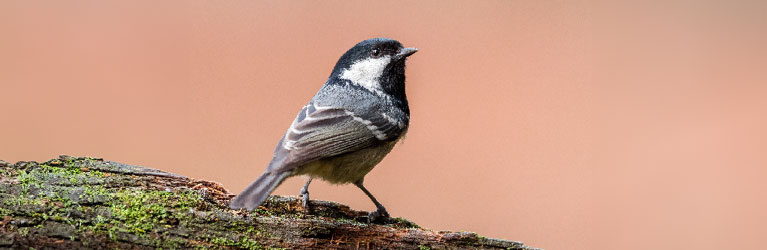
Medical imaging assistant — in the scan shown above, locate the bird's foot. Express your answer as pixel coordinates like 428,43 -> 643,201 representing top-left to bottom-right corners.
299,178 -> 312,214
299,190 -> 310,213
301,192 -> 310,211
366,207 -> 390,223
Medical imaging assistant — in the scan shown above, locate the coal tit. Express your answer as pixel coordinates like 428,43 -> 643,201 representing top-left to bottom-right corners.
230,38 -> 418,221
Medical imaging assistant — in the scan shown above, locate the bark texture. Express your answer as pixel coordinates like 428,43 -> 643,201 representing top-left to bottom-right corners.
0,156 -> 538,250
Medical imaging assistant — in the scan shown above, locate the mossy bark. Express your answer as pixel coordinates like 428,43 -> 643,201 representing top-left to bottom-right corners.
0,156 -> 538,250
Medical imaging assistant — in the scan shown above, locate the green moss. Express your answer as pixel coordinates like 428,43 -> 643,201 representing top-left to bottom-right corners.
210,236 -> 265,250
17,227 -> 30,237
15,164 -> 104,189
2,158 -> 206,248
3,157 -> 449,250
254,208 -> 274,217
1,159 -> 207,246
17,169 -> 34,191
82,185 -> 110,201
390,217 -> 421,229
105,189 -> 203,235
418,245 -> 432,250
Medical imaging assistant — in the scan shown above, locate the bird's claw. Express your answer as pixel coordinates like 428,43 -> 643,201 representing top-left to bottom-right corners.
367,208 -> 390,223
300,191 -> 310,213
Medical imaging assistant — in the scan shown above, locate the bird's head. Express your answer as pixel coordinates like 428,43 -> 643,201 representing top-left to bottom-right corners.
330,38 -> 418,99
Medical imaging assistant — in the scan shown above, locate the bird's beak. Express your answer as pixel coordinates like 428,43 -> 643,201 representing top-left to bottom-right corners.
395,47 -> 418,60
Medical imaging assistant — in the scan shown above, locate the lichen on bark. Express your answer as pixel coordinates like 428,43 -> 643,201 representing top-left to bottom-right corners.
0,156 -> 537,250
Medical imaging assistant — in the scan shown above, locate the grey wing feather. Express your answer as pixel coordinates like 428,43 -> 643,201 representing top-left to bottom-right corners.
265,104 -> 400,174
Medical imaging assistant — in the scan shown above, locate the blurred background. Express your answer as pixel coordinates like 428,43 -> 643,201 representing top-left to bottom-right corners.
1,1 -> 765,250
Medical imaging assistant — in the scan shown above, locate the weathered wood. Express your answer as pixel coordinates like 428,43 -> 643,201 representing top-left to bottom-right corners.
0,156 -> 538,250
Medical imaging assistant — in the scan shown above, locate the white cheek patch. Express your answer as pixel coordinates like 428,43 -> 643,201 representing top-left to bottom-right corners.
339,56 -> 391,93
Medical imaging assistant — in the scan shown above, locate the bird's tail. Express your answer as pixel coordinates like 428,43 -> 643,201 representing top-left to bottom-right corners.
230,171 -> 290,211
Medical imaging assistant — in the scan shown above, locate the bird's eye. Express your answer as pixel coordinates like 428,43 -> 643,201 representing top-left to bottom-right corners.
371,49 -> 380,58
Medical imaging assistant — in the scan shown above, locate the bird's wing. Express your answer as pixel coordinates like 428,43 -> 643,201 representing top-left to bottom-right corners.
265,103 -> 402,174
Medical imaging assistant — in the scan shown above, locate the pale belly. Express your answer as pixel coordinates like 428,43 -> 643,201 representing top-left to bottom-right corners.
293,140 -> 399,184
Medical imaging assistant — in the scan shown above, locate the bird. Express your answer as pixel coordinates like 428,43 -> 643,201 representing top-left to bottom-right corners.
230,38 -> 417,222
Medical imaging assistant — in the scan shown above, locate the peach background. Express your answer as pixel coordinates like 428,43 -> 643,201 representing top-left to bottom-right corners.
1,1 -> 765,250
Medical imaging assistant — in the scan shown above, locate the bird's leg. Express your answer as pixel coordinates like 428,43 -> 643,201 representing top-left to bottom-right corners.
354,180 -> 390,222
299,178 -> 313,211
